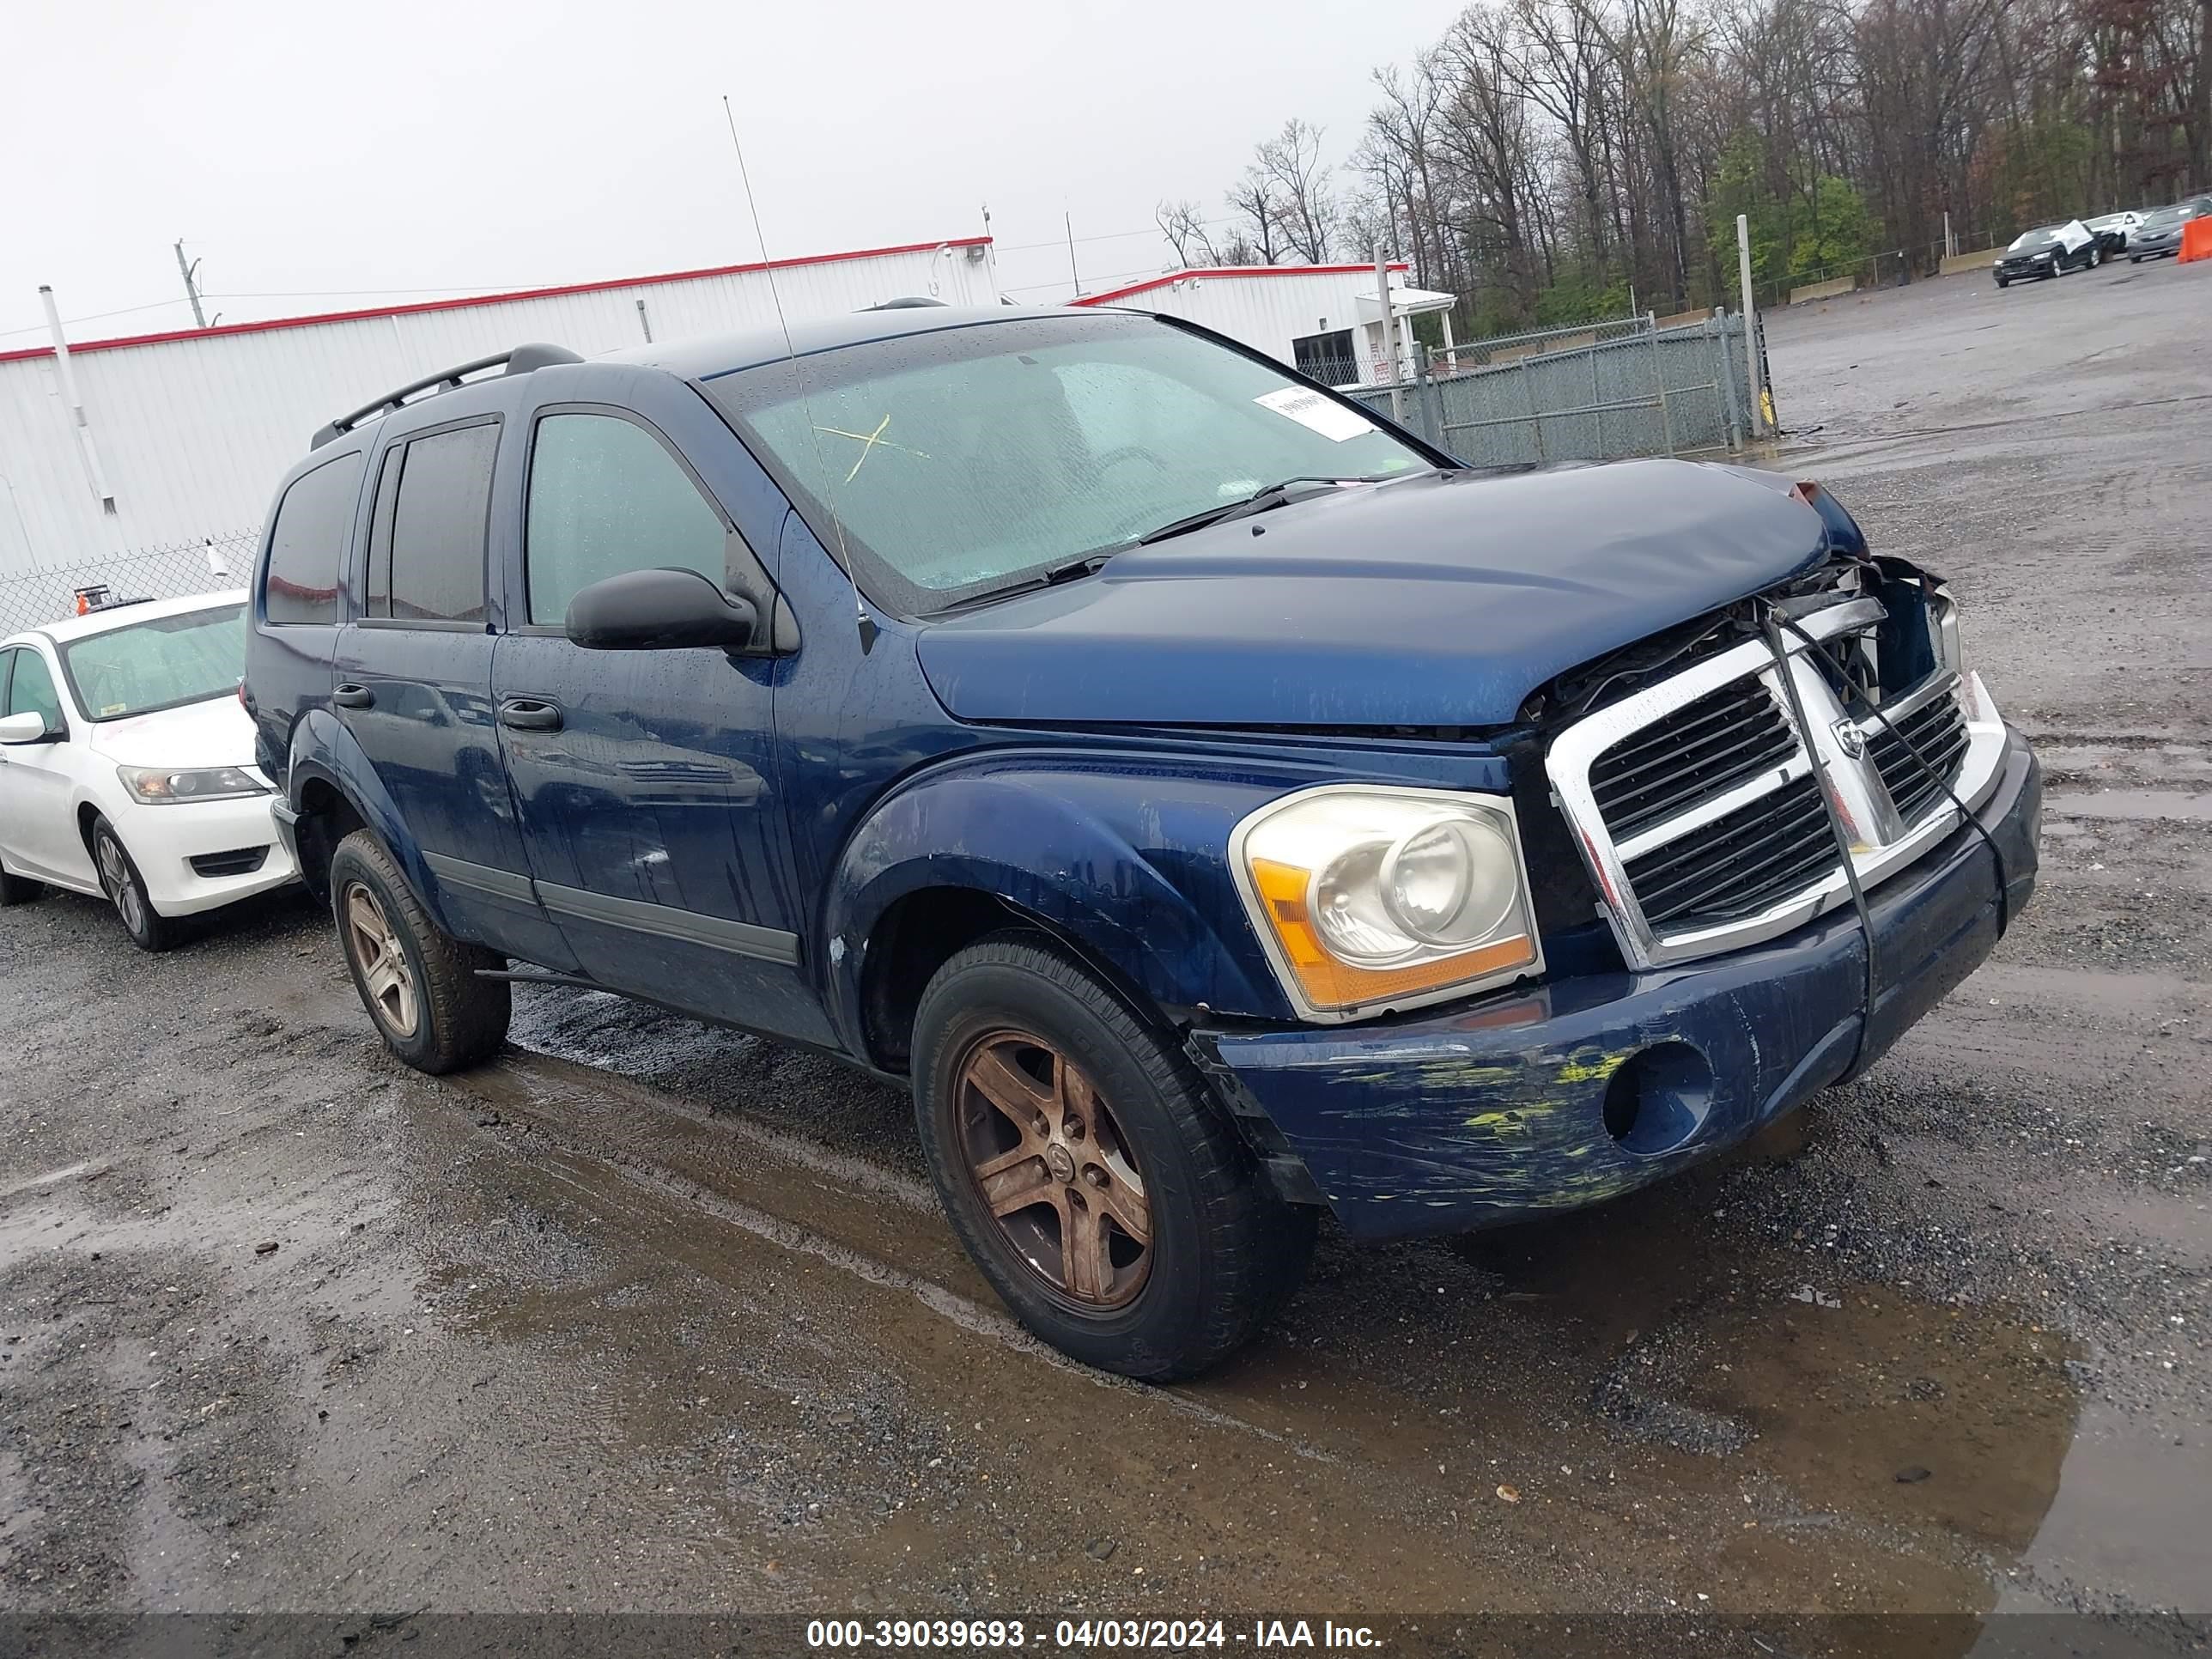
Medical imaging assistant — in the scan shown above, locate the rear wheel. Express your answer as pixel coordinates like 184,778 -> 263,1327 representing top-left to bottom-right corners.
91,817 -> 179,952
329,830 -> 508,1073
912,933 -> 1316,1381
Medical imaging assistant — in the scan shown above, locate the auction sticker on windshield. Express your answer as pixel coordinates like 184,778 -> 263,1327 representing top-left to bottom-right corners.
1253,386 -> 1379,442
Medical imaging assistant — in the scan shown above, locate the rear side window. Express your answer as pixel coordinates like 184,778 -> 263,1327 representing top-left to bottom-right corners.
370,422 -> 498,623
264,453 -> 362,625
525,413 -> 726,625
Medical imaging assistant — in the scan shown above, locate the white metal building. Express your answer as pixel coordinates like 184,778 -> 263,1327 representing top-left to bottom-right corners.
0,236 -> 998,598
1069,264 -> 1455,388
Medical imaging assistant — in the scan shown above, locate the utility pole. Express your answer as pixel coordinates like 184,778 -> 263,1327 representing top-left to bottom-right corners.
173,240 -> 208,329
1374,245 -> 1404,423
1065,210 -> 1081,299
1735,215 -> 1765,439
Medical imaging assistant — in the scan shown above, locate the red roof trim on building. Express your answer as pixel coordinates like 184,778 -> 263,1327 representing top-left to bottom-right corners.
1071,262 -> 1410,308
0,235 -> 994,365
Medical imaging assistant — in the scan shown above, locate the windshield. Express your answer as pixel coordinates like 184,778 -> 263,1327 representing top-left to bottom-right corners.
59,603 -> 246,721
2143,208 -> 2184,228
2008,228 -> 2059,252
705,314 -> 1436,615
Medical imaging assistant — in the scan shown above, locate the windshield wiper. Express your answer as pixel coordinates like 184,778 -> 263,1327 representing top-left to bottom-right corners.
933,551 -> 1117,614
1134,475 -> 1388,546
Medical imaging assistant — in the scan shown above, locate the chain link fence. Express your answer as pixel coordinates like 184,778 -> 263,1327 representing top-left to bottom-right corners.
0,532 -> 261,637
1351,311 -> 1765,465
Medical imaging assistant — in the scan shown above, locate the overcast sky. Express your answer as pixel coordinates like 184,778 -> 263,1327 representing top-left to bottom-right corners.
1,0 -> 1467,349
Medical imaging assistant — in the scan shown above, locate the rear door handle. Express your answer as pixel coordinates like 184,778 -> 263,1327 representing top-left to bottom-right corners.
333,684 -> 374,709
498,698 -> 563,732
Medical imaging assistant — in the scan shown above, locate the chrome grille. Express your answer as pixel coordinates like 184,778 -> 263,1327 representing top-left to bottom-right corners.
1587,678 -> 1796,840
1869,684 -> 1967,822
1621,773 -> 1833,928
1545,598 -> 2008,972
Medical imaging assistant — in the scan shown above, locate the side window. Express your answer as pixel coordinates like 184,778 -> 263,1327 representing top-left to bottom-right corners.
379,423 -> 498,623
525,413 -> 726,626
363,444 -> 404,617
264,453 -> 363,625
4,646 -> 64,731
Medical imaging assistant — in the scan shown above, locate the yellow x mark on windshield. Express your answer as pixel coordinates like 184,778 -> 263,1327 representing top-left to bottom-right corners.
812,415 -> 930,483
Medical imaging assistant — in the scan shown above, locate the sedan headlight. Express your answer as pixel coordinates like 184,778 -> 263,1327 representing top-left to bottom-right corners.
1231,786 -> 1542,1020
117,764 -> 268,805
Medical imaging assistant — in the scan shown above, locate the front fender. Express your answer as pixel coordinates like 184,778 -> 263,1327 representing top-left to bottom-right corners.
822,750 -> 1307,1056
285,708 -> 452,933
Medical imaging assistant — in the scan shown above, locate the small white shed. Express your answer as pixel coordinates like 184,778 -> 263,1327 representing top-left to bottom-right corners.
1069,264 -> 1457,387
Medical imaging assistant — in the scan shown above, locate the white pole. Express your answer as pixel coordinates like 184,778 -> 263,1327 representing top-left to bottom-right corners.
1735,216 -> 1765,440
1375,245 -> 1404,422
40,285 -> 114,511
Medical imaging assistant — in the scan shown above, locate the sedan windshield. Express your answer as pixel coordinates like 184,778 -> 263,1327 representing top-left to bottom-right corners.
2008,229 -> 2059,252
2142,208 -> 2184,228
59,603 -> 246,721
706,314 -> 1436,615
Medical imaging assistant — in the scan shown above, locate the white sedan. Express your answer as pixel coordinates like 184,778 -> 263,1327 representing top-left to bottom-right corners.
0,589 -> 297,950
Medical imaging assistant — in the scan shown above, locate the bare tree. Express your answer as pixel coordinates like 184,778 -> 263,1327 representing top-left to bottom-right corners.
1254,118 -> 1344,261
1155,199 -> 1221,267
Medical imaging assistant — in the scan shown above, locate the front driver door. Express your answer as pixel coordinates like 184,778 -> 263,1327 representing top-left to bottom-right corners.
491,398 -> 826,1044
0,645 -> 92,885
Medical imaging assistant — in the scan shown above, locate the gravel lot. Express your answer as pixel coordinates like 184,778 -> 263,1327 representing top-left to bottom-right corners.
2,255 -> 2206,1648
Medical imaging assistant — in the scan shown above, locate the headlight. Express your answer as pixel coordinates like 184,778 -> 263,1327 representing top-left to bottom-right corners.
1927,582 -> 1965,674
117,764 -> 267,805
1231,786 -> 1542,1020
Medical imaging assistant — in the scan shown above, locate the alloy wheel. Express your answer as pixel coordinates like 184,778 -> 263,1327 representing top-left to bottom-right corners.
953,1030 -> 1152,1309
343,882 -> 420,1038
96,833 -> 145,936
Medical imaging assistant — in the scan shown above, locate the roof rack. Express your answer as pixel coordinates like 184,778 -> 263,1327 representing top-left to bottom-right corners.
309,342 -> 584,449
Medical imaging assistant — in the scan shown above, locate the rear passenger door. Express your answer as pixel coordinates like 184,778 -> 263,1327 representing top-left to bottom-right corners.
490,390 -> 823,1042
334,413 -> 571,967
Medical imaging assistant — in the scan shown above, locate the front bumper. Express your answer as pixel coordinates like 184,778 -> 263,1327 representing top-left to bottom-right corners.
1189,729 -> 2040,1242
134,793 -> 301,917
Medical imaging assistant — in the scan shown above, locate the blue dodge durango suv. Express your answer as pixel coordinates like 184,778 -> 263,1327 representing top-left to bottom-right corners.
244,305 -> 2040,1378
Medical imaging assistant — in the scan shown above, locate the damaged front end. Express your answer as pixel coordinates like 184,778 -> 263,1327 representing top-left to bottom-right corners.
1188,514 -> 2042,1240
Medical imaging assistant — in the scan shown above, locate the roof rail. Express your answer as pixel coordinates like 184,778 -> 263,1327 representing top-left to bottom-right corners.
309,342 -> 585,449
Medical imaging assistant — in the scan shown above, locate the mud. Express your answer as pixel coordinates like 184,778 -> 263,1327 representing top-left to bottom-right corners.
1,260 -> 2207,1639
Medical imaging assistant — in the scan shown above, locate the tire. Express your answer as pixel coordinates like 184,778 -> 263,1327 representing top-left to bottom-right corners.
1996,276 -> 2008,289
328,829 -> 508,1073
911,932 -> 1316,1381
91,816 -> 179,952
0,861 -> 43,906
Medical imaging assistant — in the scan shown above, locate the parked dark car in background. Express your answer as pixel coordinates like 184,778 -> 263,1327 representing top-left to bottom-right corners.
1995,222 -> 2100,286
241,307 -> 2040,1381
2127,199 -> 2212,262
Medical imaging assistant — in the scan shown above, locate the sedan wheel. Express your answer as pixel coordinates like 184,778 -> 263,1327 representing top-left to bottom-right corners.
342,880 -> 420,1039
953,1030 -> 1152,1308
92,817 -> 177,952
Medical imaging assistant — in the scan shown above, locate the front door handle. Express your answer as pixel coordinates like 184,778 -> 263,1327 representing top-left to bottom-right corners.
333,684 -> 374,709
498,698 -> 563,732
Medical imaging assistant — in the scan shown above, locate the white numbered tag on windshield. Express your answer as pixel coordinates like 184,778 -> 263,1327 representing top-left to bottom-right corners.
1253,387 -> 1379,443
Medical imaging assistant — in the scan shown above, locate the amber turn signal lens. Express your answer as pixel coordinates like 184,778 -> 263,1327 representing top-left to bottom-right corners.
1250,857 -> 1536,1012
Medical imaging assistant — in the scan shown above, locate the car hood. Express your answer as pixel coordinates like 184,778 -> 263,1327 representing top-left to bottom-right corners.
915,460 -> 1829,731
87,694 -> 258,769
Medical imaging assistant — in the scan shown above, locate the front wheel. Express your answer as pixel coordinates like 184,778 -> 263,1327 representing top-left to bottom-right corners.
1996,276 -> 2009,289
912,933 -> 1316,1381
91,817 -> 179,952
329,830 -> 508,1073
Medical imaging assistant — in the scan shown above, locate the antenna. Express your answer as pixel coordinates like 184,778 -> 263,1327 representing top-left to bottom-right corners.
720,94 -> 877,653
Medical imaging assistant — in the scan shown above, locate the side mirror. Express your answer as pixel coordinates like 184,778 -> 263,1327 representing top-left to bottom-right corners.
0,712 -> 55,744
564,567 -> 758,652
